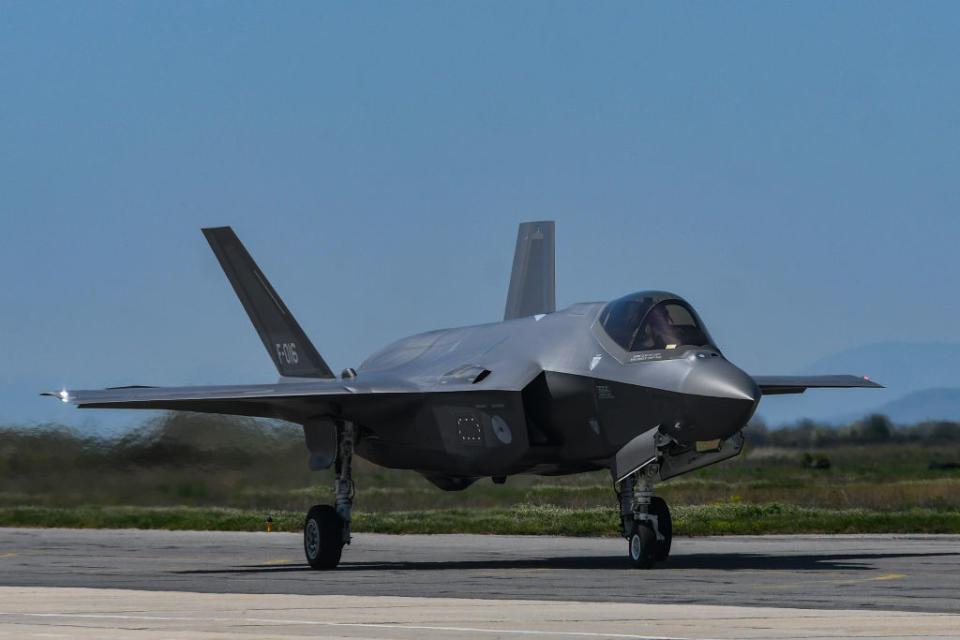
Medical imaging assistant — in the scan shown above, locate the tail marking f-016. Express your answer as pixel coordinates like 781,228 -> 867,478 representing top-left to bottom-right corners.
202,226 -> 334,379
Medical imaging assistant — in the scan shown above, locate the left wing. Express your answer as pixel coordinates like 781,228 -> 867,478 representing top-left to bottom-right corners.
752,374 -> 883,396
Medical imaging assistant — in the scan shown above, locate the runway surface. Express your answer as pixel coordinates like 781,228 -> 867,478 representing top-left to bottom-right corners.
1,528 -> 959,638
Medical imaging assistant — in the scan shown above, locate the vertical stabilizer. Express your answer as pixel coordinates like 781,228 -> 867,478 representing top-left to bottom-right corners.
202,227 -> 336,379
504,221 -> 556,320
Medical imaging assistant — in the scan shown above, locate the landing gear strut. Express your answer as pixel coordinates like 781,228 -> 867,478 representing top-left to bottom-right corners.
617,463 -> 672,569
304,420 -> 354,569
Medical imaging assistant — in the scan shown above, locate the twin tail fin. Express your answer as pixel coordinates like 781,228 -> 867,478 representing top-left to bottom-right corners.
202,227 -> 335,379
504,221 -> 556,320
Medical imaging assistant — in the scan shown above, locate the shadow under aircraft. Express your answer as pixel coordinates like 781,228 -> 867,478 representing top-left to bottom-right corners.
46,222 -> 881,569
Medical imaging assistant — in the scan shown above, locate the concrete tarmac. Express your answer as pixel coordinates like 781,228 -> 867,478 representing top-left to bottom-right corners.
1,528 -> 959,639
3,587 -> 960,639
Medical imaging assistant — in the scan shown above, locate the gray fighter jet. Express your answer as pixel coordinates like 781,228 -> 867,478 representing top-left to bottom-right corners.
46,222 -> 880,568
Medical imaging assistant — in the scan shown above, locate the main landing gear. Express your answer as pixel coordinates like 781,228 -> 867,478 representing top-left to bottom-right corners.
618,464 -> 672,569
304,421 -> 354,569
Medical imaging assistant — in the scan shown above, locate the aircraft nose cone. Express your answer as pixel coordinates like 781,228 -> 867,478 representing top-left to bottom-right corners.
677,356 -> 761,441
682,357 -> 761,403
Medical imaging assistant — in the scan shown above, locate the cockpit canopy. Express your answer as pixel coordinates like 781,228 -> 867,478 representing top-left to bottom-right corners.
598,291 -> 715,353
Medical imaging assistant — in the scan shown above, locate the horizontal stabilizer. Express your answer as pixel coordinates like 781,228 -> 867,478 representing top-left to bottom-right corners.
504,221 -> 555,320
752,374 -> 883,396
203,226 -> 335,379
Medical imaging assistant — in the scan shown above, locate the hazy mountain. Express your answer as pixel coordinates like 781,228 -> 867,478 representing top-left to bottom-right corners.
755,342 -> 960,426
846,388 -> 960,425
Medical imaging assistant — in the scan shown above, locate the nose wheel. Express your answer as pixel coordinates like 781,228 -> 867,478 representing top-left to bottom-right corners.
628,523 -> 657,568
650,496 -> 672,561
618,465 -> 672,568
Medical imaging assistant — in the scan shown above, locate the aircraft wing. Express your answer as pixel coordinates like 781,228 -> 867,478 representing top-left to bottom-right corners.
43,377 -> 423,423
44,359 -> 539,424
752,375 -> 883,396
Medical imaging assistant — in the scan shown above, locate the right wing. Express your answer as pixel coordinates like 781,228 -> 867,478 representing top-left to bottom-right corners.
44,362 -> 539,424
752,375 -> 883,396
43,376 -> 420,423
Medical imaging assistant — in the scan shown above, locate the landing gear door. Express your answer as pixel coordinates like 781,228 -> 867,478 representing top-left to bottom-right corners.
303,417 -> 337,470
610,427 -> 658,483
659,432 -> 744,481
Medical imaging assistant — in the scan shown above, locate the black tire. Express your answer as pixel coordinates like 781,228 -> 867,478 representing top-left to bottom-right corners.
650,496 -> 672,561
627,522 -> 656,569
304,504 -> 344,569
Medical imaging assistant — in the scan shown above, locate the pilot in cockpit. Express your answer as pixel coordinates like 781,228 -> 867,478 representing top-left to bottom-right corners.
632,304 -> 684,351
600,293 -> 713,353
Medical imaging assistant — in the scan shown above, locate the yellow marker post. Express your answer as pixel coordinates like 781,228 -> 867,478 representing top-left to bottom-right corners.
266,516 -> 273,532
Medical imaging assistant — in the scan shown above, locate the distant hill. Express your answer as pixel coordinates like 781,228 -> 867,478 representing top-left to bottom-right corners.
755,342 -> 960,426
843,388 -> 960,425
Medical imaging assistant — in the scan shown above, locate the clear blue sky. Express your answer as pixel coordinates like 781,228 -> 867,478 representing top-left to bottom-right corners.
2,1 -> 958,431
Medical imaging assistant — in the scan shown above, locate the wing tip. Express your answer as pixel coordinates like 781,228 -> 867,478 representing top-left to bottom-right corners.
41,390 -> 71,403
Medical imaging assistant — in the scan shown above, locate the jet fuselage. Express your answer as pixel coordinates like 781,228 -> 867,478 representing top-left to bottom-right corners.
348,296 -> 760,484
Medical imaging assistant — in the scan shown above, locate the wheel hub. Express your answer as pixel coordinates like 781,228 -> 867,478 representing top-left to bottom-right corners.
305,519 -> 320,558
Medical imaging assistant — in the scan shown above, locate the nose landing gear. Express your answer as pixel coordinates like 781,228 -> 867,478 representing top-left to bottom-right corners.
618,464 -> 672,569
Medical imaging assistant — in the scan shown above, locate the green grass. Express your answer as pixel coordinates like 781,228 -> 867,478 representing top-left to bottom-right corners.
673,503 -> 960,535
0,505 -> 302,532
3,504 -> 960,536
5,417 -> 960,536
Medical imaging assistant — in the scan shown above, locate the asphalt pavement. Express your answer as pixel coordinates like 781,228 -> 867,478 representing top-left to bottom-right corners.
1,528 -> 959,639
0,528 -> 958,612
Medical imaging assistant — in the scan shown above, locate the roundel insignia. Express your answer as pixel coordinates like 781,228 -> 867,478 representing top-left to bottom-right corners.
491,415 -> 513,444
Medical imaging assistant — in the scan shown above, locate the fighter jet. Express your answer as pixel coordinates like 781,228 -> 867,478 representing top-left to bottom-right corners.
46,222 -> 880,569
